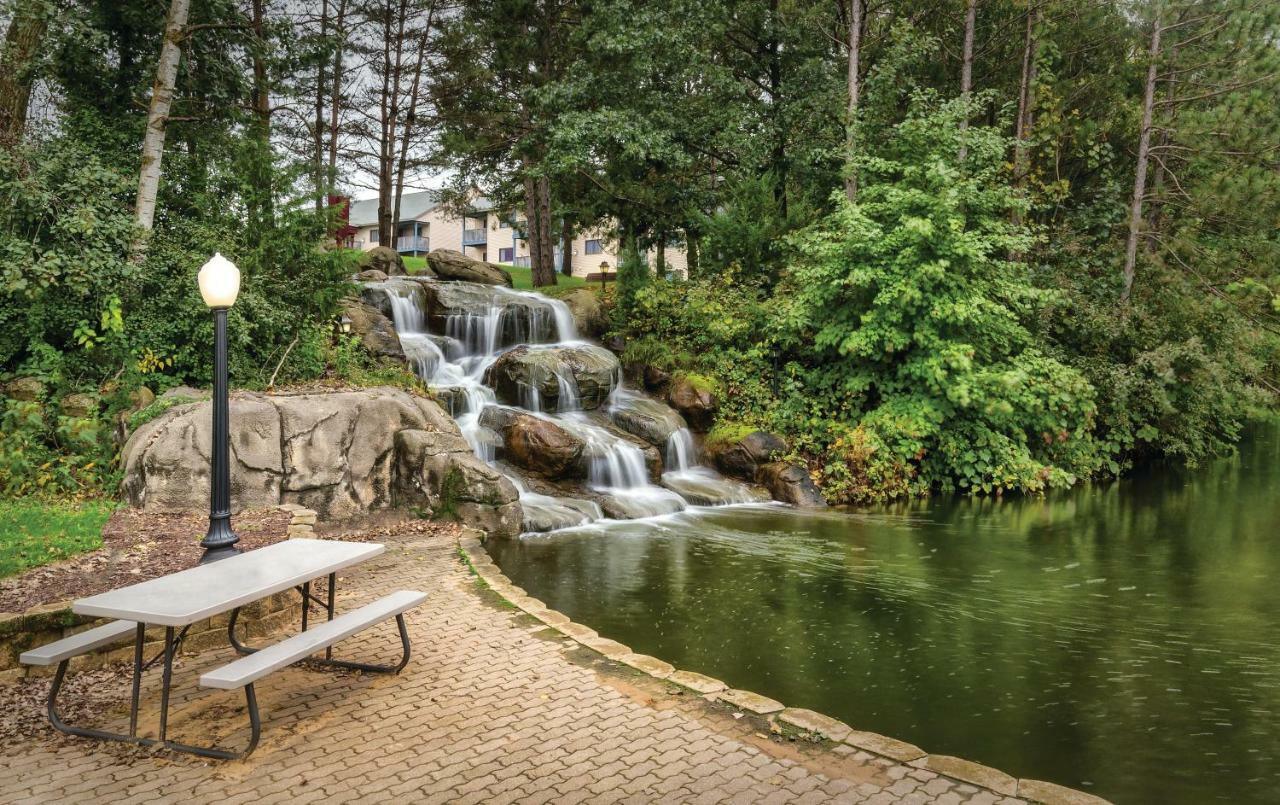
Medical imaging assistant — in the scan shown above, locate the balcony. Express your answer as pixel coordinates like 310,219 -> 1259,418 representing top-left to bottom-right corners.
462,228 -> 487,246
395,236 -> 429,254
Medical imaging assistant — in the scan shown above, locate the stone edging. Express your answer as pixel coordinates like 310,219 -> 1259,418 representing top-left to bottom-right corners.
456,530 -> 1111,805
277,503 -> 319,536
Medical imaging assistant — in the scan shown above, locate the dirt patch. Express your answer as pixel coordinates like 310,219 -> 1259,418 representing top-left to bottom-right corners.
0,510 -> 462,613
0,508 -> 291,612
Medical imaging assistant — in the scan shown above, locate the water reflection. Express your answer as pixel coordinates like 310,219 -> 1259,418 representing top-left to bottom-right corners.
489,424 -> 1280,804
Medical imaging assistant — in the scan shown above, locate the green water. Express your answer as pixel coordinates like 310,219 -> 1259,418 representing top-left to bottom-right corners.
488,425 -> 1280,804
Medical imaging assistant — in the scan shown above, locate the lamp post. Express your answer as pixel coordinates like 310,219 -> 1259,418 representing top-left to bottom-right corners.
197,253 -> 241,564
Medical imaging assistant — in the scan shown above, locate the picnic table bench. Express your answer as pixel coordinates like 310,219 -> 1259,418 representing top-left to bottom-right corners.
19,538 -> 425,759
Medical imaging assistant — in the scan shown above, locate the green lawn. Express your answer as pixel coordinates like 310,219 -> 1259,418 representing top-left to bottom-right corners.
401,255 -> 586,294
0,499 -> 114,578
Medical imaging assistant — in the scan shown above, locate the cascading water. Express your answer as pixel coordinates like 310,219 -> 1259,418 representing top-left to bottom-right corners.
366,275 -> 760,531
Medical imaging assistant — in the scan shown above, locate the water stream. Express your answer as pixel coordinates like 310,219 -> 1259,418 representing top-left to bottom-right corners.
488,424 -> 1280,804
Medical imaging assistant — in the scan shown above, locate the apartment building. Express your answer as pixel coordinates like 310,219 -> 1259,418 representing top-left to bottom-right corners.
341,190 -> 687,279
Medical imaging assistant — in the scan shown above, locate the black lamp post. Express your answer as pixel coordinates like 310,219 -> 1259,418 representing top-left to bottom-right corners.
197,253 -> 242,564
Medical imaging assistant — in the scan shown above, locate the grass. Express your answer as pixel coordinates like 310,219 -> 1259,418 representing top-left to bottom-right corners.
401,255 -> 587,294
0,499 -> 115,578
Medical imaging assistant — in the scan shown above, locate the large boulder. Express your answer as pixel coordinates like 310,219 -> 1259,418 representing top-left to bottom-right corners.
427,248 -> 513,287
2,377 -> 44,401
757,461 -> 826,508
121,387 -> 522,534
560,288 -> 606,338
709,430 -> 787,480
485,344 -> 620,412
355,268 -> 388,282
360,245 -> 407,277
660,469 -> 771,506
393,429 -> 521,535
608,391 -> 686,447
479,406 -> 586,480
666,374 -> 717,431
341,299 -> 404,361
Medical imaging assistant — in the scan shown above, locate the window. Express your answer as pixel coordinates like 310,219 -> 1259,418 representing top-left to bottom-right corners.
499,247 -> 513,263
584,239 -> 603,255
499,219 -> 511,229
370,229 -> 379,244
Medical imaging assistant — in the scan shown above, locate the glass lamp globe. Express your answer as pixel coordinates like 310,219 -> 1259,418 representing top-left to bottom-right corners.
198,252 -> 241,308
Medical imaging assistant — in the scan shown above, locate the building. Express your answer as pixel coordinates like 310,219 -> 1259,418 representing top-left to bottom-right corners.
340,190 -> 687,280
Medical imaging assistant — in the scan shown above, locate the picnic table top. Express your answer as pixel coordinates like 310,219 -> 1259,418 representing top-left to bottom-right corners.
73,538 -> 384,627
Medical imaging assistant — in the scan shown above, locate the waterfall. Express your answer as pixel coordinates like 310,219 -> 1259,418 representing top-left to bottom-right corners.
367,275 -> 754,533
665,428 -> 697,471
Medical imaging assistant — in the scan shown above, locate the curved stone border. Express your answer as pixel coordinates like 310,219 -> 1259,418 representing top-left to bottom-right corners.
457,529 -> 1112,805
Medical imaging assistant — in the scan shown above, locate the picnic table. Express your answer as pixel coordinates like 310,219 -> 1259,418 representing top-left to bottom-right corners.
19,538 -> 426,759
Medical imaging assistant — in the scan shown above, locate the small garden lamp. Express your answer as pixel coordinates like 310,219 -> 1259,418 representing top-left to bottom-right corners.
599,261 -> 610,291
197,253 -> 242,564
339,313 -> 353,334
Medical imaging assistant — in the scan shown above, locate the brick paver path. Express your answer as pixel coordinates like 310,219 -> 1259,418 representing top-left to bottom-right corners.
0,532 -> 1024,804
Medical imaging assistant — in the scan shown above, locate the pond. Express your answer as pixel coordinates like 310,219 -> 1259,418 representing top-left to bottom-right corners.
487,423 -> 1280,804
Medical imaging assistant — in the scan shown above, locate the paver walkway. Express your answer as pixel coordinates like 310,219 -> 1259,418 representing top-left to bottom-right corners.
0,531 -> 1025,804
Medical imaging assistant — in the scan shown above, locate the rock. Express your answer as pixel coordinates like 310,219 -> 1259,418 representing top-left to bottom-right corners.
393,431 -> 520,538
121,387 -> 519,535
478,406 -> 586,479
431,385 -> 469,416
660,470 -> 770,506
360,278 -> 423,323
360,245 -> 407,277
560,288 -> 606,337
341,299 -> 404,361
426,248 -> 513,287
418,281 -> 560,346
778,708 -> 852,742
130,386 -> 156,409
710,430 -> 786,480
608,392 -> 686,447
843,730 -> 926,763
2,377 -> 44,401
715,689 -> 784,716
485,344 -> 620,412
159,385 -> 207,401
59,393 -> 98,418
642,365 -> 671,392
1016,779 -> 1114,805
603,334 -> 625,354
355,268 -> 388,282
757,461 -> 827,508
666,375 -> 717,431
599,491 -> 685,520
520,496 -> 600,533
668,670 -> 727,694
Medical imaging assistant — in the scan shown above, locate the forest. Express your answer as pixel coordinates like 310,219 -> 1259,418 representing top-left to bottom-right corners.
0,0 -> 1277,504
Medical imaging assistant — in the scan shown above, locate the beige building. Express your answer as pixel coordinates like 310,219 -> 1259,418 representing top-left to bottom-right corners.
342,191 -> 686,279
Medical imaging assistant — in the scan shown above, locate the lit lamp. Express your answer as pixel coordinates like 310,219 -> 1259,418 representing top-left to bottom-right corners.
197,253 -> 241,564
599,260 -> 610,291
338,314 -> 353,334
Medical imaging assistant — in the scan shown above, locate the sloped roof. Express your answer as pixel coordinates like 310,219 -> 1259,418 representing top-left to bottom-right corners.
346,190 -> 443,227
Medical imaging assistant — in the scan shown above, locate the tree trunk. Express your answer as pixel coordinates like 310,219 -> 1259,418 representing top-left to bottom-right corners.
768,0 -> 787,218
532,175 -> 556,287
393,5 -> 434,237
957,0 -> 977,160
377,0 -> 409,246
313,0 -> 330,211
686,232 -> 700,279
132,0 -> 191,260
0,3 -> 48,144
1122,16 -> 1162,305
843,0 -> 862,201
560,215 -> 573,277
1012,2 -> 1037,230
327,0 -> 349,193
249,0 -> 273,233
522,167 -> 543,281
